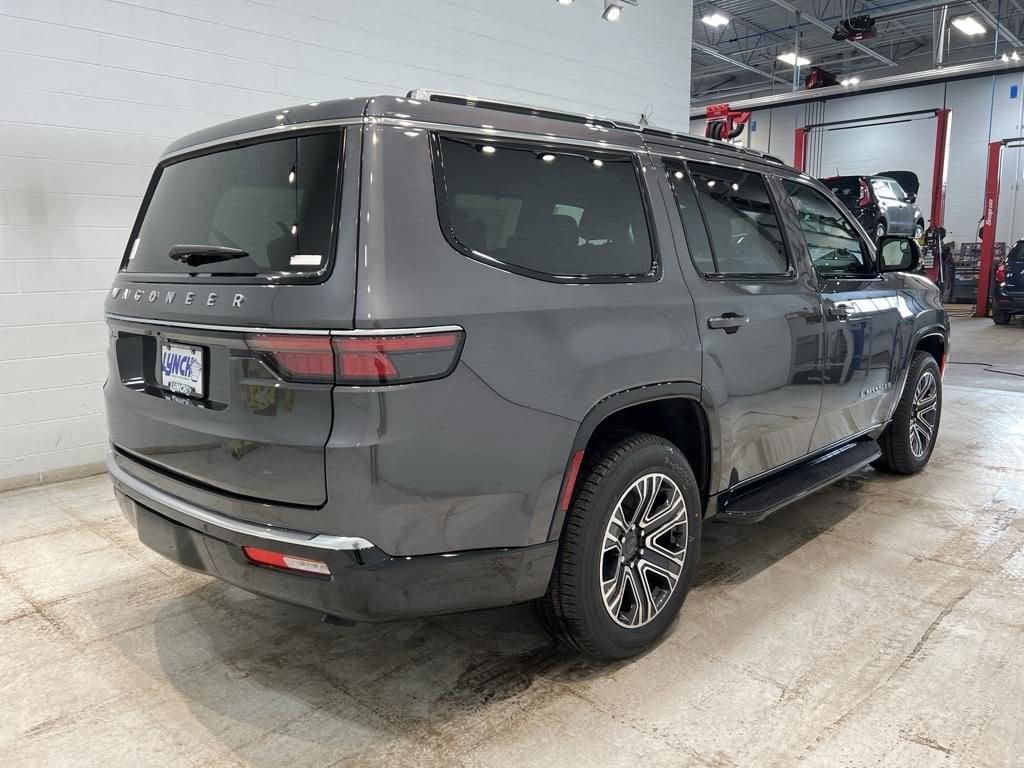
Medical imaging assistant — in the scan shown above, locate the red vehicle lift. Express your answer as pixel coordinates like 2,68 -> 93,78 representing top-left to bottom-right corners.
793,108 -> 952,283
976,137 -> 1024,317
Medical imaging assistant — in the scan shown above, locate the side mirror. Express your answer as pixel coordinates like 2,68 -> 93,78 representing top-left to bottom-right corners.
878,236 -> 922,273
904,192 -> 917,204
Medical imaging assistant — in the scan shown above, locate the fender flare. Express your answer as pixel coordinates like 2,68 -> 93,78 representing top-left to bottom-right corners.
546,381 -> 720,541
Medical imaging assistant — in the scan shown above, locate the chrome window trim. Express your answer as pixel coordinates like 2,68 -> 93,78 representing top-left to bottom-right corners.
107,452 -> 375,551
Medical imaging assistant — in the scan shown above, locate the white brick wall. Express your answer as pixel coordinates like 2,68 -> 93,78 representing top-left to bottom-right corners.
0,0 -> 693,489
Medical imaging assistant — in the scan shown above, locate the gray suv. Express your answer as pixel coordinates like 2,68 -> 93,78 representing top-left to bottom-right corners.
104,92 -> 949,658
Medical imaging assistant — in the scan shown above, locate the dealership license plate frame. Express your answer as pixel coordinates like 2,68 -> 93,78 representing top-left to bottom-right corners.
160,340 -> 206,399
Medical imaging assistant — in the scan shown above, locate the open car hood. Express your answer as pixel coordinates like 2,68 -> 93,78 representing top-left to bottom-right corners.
876,170 -> 920,196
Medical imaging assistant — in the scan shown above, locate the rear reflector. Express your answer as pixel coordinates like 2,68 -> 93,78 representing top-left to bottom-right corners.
245,329 -> 464,385
559,449 -> 586,512
242,546 -> 331,575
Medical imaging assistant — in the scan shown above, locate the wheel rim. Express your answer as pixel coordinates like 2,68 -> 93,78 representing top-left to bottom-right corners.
876,224 -> 885,239
909,371 -> 938,459
599,473 -> 688,629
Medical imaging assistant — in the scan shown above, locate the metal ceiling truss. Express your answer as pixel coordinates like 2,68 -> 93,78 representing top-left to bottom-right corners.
691,0 -> 1024,104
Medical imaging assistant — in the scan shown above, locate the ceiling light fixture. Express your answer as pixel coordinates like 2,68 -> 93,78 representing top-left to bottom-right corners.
701,12 -> 729,27
777,52 -> 811,67
1013,51 -> 1021,61
556,0 -> 573,4
951,15 -> 986,36
602,1 -> 623,21
840,76 -> 861,86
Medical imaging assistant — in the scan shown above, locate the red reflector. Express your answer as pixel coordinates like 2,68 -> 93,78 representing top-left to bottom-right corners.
995,262 -> 1007,282
242,546 -> 331,575
246,334 -> 334,382
333,331 -> 462,384
559,449 -> 585,512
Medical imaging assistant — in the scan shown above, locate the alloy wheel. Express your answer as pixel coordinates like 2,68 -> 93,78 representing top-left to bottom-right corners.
600,473 -> 688,629
909,371 -> 938,458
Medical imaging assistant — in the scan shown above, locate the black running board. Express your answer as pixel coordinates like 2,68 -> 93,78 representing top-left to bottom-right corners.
716,439 -> 881,524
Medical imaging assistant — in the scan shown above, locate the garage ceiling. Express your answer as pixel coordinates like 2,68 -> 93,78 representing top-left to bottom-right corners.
691,0 -> 1024,105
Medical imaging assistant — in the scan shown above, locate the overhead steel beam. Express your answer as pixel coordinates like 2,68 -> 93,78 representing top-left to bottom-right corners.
690,57 -> 1024,118
767,0 -> 898,67
970,2 -> 1024,48
692,41 -> 790,85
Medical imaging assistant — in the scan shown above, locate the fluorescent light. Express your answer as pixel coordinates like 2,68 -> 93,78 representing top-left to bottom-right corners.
556,0 -> 574,4
702,12 -> 730,27
602,1 -> 622,21
840,76 -> 861,86
777,52 -> 811,67
951,15 -> 986,36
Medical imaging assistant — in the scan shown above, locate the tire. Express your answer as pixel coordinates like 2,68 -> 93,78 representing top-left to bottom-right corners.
993,307 -> 1010,325
536,433 -> 702,659
874,352 -> 942,475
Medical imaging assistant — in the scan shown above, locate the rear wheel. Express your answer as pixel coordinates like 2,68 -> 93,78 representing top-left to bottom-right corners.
537,434 -> 701,659
993,307 -> 1010,325
914,221 -> 925,240
875,221 -> 887,243
874,352 -> 942,474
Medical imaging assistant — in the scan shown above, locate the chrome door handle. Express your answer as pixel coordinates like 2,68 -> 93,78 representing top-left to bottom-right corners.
707,314 -> 749,334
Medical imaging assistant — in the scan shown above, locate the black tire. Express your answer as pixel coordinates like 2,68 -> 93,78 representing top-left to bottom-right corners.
993,307 -> 1010,325
536,433 -> 701,659
874,352 -> 942,474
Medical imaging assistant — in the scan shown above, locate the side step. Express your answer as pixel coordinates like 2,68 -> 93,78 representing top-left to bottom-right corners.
717,439 -> 881,524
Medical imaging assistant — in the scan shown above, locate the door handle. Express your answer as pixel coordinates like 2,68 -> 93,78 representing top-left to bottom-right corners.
707,313 -> 749,334
825,302 -> 850,321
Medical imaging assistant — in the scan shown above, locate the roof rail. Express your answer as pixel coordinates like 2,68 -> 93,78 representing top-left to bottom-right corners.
407,89 -> 641,131
406,89 -> 787,167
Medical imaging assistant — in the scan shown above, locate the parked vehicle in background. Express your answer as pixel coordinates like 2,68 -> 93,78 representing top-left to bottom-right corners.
104,93 -> 949,659
993,240 -> 1024,324
822,171 -> 925,242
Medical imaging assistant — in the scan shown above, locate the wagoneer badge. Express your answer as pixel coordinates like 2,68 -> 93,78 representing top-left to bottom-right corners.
111,287 -> 246,308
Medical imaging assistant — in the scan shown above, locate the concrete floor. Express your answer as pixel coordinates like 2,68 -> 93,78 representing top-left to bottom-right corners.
2,315 -> 1023,767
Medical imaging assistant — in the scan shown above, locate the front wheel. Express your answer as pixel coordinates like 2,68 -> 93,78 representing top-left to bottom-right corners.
914,222 -> 925,240
874,352 -> 942,474
536,434 -> 702,659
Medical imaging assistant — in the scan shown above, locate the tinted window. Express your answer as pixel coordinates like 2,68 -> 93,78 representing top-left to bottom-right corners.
784,181 -> 872,277
125,132 -> 342,277
688,163 -> 788,275
664,164 -> 714,273
436,136 -> 654,279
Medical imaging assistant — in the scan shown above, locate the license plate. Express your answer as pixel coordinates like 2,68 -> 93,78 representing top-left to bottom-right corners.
161,342 -> 205,398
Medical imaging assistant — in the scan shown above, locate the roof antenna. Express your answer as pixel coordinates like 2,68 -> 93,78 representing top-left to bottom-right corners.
639,104 -> 654,126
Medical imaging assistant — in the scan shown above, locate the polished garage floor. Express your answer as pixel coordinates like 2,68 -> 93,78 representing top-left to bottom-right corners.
2,315 -> 1023,768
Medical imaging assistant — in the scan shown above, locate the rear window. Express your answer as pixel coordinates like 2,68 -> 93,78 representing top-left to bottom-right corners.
434,135 -> 655,281
124,131 -> 343,278
823,176 -> 863,202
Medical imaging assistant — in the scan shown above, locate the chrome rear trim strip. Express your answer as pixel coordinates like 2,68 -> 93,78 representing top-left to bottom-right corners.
107,452 -> 375,551
106,313 -> 463,337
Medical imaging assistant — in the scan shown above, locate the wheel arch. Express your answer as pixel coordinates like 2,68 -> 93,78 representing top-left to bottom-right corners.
547,382 -> 719,541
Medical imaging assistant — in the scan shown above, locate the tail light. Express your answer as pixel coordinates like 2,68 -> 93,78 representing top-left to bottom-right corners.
857,179 -> 871,208
245,328 -> 464,385
995,261 -> 1007,282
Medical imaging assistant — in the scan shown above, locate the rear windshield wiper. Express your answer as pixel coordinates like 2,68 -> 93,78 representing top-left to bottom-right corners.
168,244 -> 249,267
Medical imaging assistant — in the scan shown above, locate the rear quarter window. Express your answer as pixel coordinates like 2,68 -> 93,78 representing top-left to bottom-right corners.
433,134 -> 656,282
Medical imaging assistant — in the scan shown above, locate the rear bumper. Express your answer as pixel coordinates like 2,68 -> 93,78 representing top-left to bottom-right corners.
108,453 -> 556,621
993,289 -> 1024,313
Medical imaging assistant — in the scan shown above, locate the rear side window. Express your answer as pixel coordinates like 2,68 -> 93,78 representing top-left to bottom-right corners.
124,131 -> 343,279
664,163 -> 715,274
434,135 -> 655,281
687,163 -> 789,275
